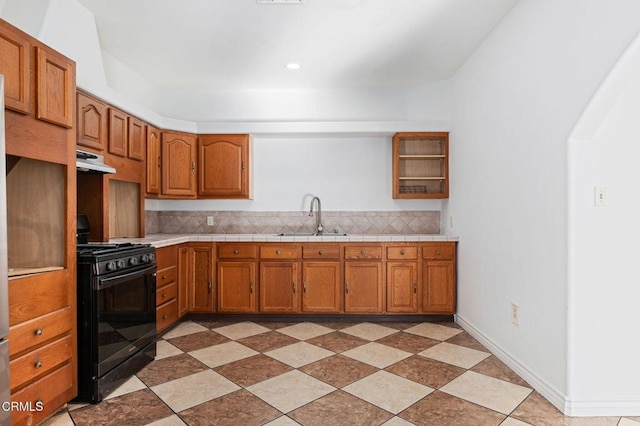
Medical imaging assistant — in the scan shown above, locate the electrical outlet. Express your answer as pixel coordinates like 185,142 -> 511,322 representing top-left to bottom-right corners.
449,215 -> 454,227
511,302 -> 519,325
206,216 -> 215,226
594,186 -> 607,207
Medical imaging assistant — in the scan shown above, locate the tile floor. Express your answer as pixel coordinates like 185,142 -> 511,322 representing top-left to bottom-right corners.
44,319 -> 640,426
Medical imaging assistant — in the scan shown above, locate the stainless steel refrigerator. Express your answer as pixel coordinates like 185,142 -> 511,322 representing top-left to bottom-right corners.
0,74 -> 11,426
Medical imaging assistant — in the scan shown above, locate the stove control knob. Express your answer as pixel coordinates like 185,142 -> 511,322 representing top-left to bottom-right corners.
129,257 -> 138,266
149,253 -> 156,262
106,261 -> 117,271
116,259 -> 126,269
141,254 -> 150,263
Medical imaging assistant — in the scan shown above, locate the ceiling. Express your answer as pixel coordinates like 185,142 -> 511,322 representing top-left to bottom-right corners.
75,0 -> 518,91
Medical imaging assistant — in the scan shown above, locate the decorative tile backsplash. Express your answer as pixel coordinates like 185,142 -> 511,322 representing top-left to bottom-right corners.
146,211 -> 440,235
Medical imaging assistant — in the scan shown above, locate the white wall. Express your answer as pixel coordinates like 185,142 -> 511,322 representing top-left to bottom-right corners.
448,0 -> 640,414
567,33 -> 640,416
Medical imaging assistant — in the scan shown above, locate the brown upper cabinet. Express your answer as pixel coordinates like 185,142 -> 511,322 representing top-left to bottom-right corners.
77,91 -> 108,152
161,131 -> 197,198
0,20 -> 31,114
108,108 -> 128,157
392,132 -> 449,199
36,46 -> 75,128
128,116 -> 145,161
198,134 -> 251,199
146,125 -> 161,195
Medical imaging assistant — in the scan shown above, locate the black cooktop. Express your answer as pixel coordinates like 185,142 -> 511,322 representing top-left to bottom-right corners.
77,243 -> 152,256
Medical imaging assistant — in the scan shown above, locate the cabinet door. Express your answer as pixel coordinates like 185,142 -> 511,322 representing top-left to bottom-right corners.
301,262 -> 340,313
161,132 -> 197,197
36,46 -> 75,128
108,108 -> 128,157
146,125 -> 161,195
217,262 -> 256,313
177,244 -> 190,317
77,92 -> 107,151
344,262 -> 383,313
386,262 -> 418,313
198,134 -> 249,198
422,260 -> 456,314
127,116 -> 145,161
0,22 -> 31,114
260,262 -> 299,313
189,245 -> 214,312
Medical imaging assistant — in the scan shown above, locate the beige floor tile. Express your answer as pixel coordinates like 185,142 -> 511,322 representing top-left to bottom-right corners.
151,370 -> 240,412
264,416 -> 301,425
161,321 -> 208,339
145,414 -> 188,426
42,411 -> 75,426
419,342 -> 490,369
276,322 -> 333,340
247,370 -> 335,413
213,321 -> 271,340
265,341 -> 334,368
105,375 -> 147,400
189,341 -> 259,368
155,340 -> 183,360
404,322 -> 463,341
382,417 -> 415,426
340,322 -> 399,341
342,342 -> 412,368
343,370 -> 433,414
440,371 -> 532,415
620,419 -> 640,426
501,418 -> 533,426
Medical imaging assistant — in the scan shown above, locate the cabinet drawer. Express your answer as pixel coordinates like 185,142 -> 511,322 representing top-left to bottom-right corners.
303,245 -> 340,260
157,299 -> 178,332
157,281 -> 177,307
9,270 -> 69,325
260,245 -> 299,260
156,245 -> 177,270
218,245 -> 257,259
10,362 -> 74,426
422,243 -> 455,260
344,246 -> 382,260
157,265 -> 177,288
386,246 -> 418,260
8,307 -> 72,357
10,335 -> 73,391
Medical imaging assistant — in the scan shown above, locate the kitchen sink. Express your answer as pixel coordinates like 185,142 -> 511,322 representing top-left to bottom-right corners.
277,232 -> 348,237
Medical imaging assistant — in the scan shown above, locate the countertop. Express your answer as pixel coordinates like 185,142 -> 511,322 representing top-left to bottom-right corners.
112,233 -> 459,248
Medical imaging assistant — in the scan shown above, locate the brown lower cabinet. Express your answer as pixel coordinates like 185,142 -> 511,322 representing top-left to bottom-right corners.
163,241 -> 456,318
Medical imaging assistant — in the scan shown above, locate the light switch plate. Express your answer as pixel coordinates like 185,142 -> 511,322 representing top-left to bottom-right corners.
594,186 -> 607,207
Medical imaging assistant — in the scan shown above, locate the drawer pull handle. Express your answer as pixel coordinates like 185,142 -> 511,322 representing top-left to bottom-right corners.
293,282 -> 296,293
233,249 -> 239,254
303,280 -> 307,293
208,281 -> 212,292
35,329 -> 43,336
35,360 -> 43,369
276,250 -> 281,255
413,282 -> 417,293
250,282 -> 254,293
345,282 -> 350,293
163,314 -> 168,320
436,250 -> 441,255
318,250 -> 324,255
400,251 -> 405,256
191,161 -> 196,172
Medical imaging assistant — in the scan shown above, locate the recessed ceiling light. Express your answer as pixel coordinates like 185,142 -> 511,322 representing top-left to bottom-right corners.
286,63 -> 301,70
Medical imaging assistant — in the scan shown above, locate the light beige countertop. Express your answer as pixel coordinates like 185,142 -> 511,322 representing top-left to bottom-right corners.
112,233 -> 459,248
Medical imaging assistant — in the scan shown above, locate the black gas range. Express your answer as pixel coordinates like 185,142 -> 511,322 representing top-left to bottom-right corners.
76,242 -> 157,403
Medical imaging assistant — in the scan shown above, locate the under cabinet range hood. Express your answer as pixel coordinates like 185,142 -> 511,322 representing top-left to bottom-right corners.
76,149 -> 116,174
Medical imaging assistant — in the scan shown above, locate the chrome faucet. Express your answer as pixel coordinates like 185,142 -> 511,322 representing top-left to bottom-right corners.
308,196 -> 323,235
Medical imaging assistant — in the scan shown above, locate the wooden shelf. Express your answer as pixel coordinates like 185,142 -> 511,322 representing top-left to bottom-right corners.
8,266 -> 64,278
399,177 -> 446,180
398,155 -> 446,159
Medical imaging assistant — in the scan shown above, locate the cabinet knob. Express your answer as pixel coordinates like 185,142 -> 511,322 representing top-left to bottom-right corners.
35,360 -> 43,369
162,293 -> 167,299
293,282 -> 296,293
413,282 -> 417,293
191,161 -> 196,172
163,314 -> 168,320
400,251 -> 405,256
162,275 -> 167,279
35,329 -> 43,336
345,282 -> 350,293
250,282 -> 254,293
233,249 -> 239,254
360,250 -> 366,256
318,250 -> 324,255
303,280 -> 307,293
436,250 -> 441,255
276,250 -> 281,255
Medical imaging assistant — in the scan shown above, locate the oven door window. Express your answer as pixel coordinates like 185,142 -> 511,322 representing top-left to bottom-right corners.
96,266 -> 156,373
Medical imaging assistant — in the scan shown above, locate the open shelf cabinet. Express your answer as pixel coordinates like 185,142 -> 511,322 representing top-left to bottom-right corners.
392,132 -> 449,199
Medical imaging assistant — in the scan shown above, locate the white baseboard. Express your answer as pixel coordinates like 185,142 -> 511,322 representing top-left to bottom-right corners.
455,315 -> 640,417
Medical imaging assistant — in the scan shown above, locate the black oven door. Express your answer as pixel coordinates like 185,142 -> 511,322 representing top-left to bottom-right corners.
94,264 -> 156,378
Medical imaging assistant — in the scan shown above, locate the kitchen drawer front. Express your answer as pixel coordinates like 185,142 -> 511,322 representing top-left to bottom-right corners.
9,270 -> 69,325
9,335 -> 73,391
9,307 -> 72,357
302,245 -> 340,260
157,299 -> 178,331
10,362 -> 74,426
218,244 -> 257,260
156,245 -> 177,270
156,281 -> 177,307
157,265 -> 177,288
386,246 -> 418,260
260,245 -> 299,260
422,243 -> 455,260
344,246 -> 382,260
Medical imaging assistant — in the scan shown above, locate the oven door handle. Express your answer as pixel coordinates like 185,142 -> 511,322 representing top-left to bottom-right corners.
94,264 -> 157,290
